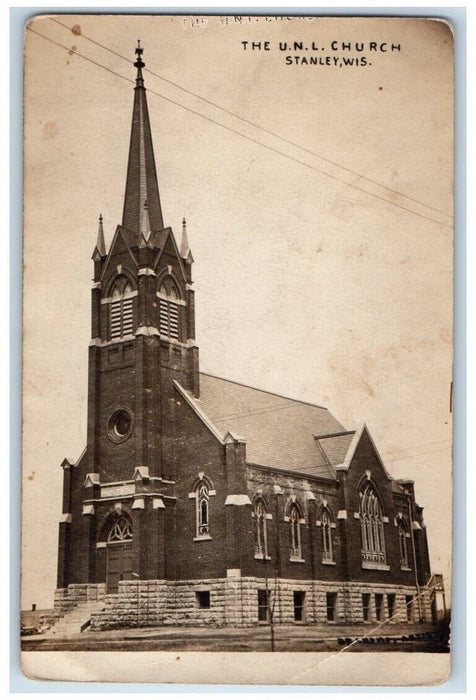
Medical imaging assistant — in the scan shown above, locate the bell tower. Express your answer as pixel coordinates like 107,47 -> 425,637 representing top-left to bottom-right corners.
86,42 -> 199,486
57,42 -> 200,594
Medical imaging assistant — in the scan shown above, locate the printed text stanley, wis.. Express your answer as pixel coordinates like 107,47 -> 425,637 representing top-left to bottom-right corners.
241,40 -> 402,67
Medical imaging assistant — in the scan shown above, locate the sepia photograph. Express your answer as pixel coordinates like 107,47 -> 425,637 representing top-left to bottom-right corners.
20,13 -> 453,685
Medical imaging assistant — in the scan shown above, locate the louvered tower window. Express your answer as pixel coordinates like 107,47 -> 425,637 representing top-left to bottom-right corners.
109,277 -> 134,339
159,281 -> 180,339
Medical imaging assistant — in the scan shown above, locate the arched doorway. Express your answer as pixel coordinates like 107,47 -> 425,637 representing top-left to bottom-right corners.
104,513 -> 133,593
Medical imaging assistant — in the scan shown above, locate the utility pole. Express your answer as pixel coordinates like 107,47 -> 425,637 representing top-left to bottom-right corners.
263,556 -> 275,651
407,495 -> 423,623
132,572 -> 140,626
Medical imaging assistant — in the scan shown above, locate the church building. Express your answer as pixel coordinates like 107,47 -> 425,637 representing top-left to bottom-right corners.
54,44 -> 438,629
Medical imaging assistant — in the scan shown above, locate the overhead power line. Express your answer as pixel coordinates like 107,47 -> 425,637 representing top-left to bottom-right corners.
49,16 -> 452,221
27,26 -> 452,231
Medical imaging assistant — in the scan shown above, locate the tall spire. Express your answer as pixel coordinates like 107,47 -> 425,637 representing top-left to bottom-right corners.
122,41 -> 164,235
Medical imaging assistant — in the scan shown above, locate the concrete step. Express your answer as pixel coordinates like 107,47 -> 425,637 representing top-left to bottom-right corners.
47,602 -> 105,638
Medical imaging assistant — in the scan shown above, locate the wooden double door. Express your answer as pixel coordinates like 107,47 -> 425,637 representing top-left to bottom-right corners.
106,542 -> 133,593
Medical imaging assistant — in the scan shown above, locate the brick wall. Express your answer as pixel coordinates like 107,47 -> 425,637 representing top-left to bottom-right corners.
162,390 -> 252,580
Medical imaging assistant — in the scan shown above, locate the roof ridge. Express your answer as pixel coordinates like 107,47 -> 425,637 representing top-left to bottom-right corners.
199,371 -> 329,410
315,430 -> 356,440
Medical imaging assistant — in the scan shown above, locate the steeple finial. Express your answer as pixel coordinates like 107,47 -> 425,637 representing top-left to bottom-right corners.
180,216 -> 191,259
134,40 -> 145,88
95,213 -> 106,257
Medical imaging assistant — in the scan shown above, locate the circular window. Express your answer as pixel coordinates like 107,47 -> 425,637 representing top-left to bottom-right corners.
108,409 -> 133,443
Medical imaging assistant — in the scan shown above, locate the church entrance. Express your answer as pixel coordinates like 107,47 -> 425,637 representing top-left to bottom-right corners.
105,514 -> 133,593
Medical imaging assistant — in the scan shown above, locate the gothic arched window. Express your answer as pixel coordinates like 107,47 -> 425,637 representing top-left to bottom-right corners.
289,503 -> 303,561
109,276 -> 135,339
189,474 -> 215,540
196,482 -> 210,537
321,508 -> 334,563
158,279 -> 181,339
106,514 -> 132,543
397,517 -> 410,568
253,499 -> 269,559
359,483 -> 386,563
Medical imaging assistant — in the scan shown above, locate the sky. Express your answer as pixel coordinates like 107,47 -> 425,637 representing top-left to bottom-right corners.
21,14 -> 453,609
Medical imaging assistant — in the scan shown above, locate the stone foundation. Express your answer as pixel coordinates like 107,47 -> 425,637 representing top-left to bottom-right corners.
84,574 -> 431,631
54,583 -> 106,615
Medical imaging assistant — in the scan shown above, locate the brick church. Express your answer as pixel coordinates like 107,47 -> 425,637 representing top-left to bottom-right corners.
54,44 -> 438,629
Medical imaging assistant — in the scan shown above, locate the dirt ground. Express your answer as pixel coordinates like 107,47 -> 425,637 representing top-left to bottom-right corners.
21,619 -> 450,653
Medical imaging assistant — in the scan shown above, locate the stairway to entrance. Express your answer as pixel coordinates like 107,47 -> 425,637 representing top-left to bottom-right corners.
45,600 -> 105,638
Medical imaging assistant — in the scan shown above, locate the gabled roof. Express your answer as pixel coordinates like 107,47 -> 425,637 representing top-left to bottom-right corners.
116,225 -> 141,252
100,225 -> 139,282
149,227 -> 169,250
153,227 -> 187,281
192,373 -> 346,478
335,423 -> 393,481
315,432 -> 355,469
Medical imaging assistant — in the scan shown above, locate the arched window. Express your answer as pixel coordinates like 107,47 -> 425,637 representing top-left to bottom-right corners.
106,514 -> 132,543
158,279 -> 181,339
397,517 -> 410,568
289,503 -> 303,561
109,276 -> 134,339
189,474 -> 215,540
253,499 -> 268,558
196,482 -> 210,537
321,508 -> 334,562
359,483 -> 386,563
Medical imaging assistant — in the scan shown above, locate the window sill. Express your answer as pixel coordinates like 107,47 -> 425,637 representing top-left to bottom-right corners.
193,535 -> 212,541
322,559 -> 336,566
400,565 -> 412,571
361,561 -> 390,571
254,554 -> 271,560
158,334 -> 188,348
289,557 -> 305,563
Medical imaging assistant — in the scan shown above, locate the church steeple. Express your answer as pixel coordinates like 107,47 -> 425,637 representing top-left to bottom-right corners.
122,41 -> 164,235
